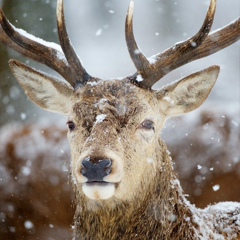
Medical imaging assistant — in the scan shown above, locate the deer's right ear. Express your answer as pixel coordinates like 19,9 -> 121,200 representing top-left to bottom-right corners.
156,66 -> 220,117
9,60 -> 74,115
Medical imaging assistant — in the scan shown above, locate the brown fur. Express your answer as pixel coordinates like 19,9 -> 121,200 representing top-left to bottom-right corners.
66,80 -> 240,239
73,140 -> 196,240
1,79 -> 239,239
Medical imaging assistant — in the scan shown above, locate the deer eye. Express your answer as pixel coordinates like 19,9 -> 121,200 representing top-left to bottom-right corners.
141,119 -> 155,131
67,120 -> 76,131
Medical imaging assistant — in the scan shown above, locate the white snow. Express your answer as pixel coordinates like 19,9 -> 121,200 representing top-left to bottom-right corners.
163,96 -> 175,105
206,201 -> 240,213
202,201 -> 240,239
14,27 -> 63,54
87,81 -> 99,86
212,184 -> 220,191
20,113 -> 27,120
95,28 -> 102,36
190,41 -> 197,47
134,49 -> 141,54
95,114 -> 107,124
21,166 -> 31,176
195,175 -> 202,183
136,74 -> 143,82
231,120 -> 238,127
148,55 -> 158,64
24,220 -> 34,229
6,105 -> 15,115
49,175 -> 60,186
9,86 -> 20,99
9,227 -> 16,233
197,165 -> 202,170
2,96 -> 9,105
94,98 -> 108,108
11,25 -> 68,64
49,224 -> 54,228
147,158 -> 154,164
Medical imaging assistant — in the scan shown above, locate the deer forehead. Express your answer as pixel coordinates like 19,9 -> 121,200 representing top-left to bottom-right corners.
70,80 -> 160,123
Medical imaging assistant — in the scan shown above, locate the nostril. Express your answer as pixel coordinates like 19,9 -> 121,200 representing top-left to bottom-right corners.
81,164 -> 87,176
105,161 -> 112,175
81,157 -> 112,182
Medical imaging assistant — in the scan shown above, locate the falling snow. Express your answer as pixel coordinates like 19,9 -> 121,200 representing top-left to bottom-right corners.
24,220 -> 34,229
212,185 -> 220,191
95,114 -> 107,124
197,165 -> 202,170
95,28 -> 102,36
20,113 -> 27,120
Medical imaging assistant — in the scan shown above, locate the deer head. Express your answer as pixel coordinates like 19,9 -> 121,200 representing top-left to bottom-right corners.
0,0 -> 239,203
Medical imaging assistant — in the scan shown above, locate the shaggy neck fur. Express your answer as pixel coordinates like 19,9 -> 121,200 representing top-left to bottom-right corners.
73,140 -> 197,239
72,138 -> 240,239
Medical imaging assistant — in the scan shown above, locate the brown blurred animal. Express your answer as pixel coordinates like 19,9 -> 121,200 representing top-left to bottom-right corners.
0,0 -> 239,239
0,122 -> 74,240
165,109 -> 240,208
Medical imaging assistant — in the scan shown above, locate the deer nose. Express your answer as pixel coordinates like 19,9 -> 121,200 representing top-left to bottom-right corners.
81,157 -> 112,182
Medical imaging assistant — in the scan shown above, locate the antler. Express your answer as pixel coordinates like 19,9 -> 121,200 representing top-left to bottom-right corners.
126,0 -> 240,89
56,0 -> 91,87
1,0 -> 239,90
0,0 -> 90,89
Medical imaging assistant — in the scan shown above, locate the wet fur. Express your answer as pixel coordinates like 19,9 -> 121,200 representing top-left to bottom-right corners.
73,140 -> 197,240
66,80 -> 240,239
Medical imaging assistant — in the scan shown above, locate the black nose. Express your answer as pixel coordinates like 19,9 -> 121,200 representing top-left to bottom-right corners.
81,157 -> 112,182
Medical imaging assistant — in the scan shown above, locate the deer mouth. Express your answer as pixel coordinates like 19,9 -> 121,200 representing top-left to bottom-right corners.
82,182 -> 116,200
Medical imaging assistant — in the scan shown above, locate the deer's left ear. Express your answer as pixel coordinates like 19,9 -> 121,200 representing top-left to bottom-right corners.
9,59 -> 74,115
156,66 -> 220,117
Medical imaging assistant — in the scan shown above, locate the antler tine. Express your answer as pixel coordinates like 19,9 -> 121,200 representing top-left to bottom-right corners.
0,8 -> 76,85
127,0 -> 240,89
127,0 -> 216,88
141,0 -> 217,88
57,0 -> 91,88
125,1 -> 149,80
190,18 -> 240,60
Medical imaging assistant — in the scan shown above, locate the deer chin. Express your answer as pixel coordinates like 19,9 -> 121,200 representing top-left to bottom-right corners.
82,182 -> 116,200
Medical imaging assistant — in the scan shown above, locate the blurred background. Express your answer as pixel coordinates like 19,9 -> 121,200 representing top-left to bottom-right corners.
0,0 -> 239,125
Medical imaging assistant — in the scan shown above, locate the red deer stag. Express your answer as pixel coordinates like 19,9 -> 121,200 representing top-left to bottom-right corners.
0,0 -> 239,239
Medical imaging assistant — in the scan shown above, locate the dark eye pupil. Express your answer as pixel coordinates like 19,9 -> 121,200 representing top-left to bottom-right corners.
142,120 -> 154,130
67,121 -> 76,131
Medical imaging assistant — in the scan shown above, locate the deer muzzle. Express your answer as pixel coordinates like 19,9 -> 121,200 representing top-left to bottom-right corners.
76,153 -> 123,200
